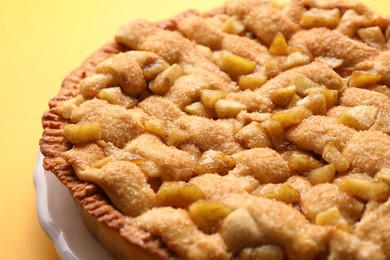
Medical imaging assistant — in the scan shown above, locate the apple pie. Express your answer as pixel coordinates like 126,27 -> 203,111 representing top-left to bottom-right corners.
40,0 -> 390,259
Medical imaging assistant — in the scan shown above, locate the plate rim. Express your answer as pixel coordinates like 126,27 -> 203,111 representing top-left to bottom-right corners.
33,151 -> 79,260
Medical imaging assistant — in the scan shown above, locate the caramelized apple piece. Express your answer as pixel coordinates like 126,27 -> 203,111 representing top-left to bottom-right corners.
323,88 -> 339,109
189,200 -> 233,233
215,99 -> 247,118
235,122 -> 272,149
288,150 -> 323,174
156,181 -> 205,208
79,74 -> 113,99
296,94 -> 327,115
339,106 -> 379,130
348,71 -> 382,88
252,183 -> 300,204
270,106 -> 312,128
315,207 -> 352,232
63,122 -> 102,144
335,174 -> 390,202
300,8 -> 340,29
165,124 -> 189,147
269,32 -> 289,56
221,16 -> 245,35
357,26 -> 386,50
283,52 -> 312,70
144,118 -> 168,139
292,73 -> 320,96
322,143 -> 350,173
196,44 -> 213,59
149,64 -> 184,95
200,89 -> 228,110
286,93 -> 302,108
184,102 -> 214,118
142,58 -> 169,81
216,52 -> 256,79
98,87 -> 137,109
238,73 -> 267,90
270,85 -> 296,108
306,164 -> 336,185
260,120 -> 287,150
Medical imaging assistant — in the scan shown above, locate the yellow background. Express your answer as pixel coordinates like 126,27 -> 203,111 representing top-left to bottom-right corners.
0,0 -> 388,259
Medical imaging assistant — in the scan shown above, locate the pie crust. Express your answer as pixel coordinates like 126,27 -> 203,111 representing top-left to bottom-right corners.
40,0 -> 390,259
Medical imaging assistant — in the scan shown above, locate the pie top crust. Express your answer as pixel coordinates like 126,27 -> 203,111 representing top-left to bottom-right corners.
40,0 -> 390,259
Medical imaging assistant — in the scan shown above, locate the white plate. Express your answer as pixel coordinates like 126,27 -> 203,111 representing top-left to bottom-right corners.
33,152 -> 114,260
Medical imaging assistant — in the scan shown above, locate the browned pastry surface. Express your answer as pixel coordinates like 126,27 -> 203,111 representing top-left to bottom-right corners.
40,0 -> 390,259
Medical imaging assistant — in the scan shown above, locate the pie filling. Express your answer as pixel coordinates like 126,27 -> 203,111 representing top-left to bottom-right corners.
46,0 -> 390,259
